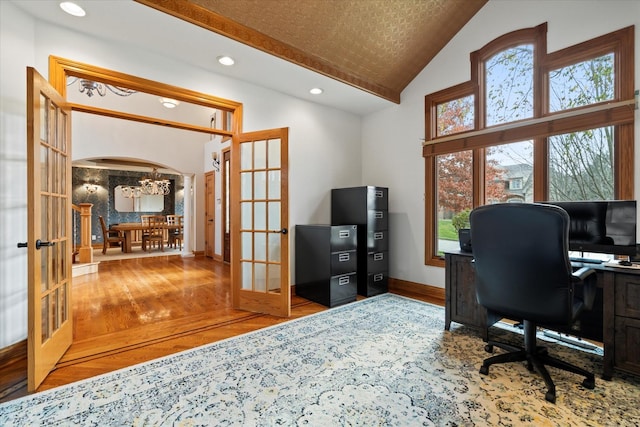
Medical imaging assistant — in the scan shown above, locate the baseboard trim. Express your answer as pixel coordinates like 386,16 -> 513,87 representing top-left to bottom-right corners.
0,339 -> 27,401
388,278 -> 445,305
0,340 -> 26,368
72,262 -> 100,277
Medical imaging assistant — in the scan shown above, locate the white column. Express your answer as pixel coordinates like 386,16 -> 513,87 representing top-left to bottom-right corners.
181,174 -> 194,257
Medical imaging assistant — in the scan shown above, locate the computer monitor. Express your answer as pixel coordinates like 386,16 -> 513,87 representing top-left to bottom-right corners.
542,200 -> 637,256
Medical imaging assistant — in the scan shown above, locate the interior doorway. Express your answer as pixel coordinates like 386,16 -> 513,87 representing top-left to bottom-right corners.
222,148 -> 231,264
46,56 -> 242,369
205,171 -> 215,258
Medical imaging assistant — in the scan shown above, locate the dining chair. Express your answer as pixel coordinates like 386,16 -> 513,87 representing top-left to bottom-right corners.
142,215 -> 165,252
168,215 -> 183,250
99,216 -> 125,254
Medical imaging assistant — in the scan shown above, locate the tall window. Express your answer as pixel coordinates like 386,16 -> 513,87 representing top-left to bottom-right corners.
424,24 -> 635,265
485,44 -> 534,125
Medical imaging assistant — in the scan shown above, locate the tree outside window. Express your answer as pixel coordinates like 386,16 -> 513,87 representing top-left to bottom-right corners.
424,24 -> 634,266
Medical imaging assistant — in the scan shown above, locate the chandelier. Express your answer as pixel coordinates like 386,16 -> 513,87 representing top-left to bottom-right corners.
67,77 -> 137,98
139,168 -> 171,195
121,168 -> 171,198
120,186 -> 143,199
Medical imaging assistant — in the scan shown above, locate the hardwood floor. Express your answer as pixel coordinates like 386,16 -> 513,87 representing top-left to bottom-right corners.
0,255 -> 442,403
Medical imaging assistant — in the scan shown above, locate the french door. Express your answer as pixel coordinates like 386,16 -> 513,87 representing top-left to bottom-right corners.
231,128 -> 290,317
25,67 -> 73,391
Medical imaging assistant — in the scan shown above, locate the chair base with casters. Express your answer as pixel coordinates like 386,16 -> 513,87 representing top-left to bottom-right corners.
479,319 -> 595,403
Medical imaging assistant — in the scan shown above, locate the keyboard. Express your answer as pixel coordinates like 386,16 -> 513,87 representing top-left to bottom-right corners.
603,261 -> 640,269
569,257 -> 604,264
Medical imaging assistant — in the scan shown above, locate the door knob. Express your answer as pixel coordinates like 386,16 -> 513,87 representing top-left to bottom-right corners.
36,240 -> 55,250
281,228 -> 288,234
17,240 -> 55,249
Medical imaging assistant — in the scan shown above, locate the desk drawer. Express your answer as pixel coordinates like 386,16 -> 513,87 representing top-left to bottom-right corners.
614,316 -> 640,375
367,251 -> 388,274
366,187 -> 388,210
330,250 -> 357,275
295,273 -> 357,308
615,274 -> 640,318
363,272 -> 388,296
330,225 -> 357,251
366,210 -> 388,231
367,230 -> 388,252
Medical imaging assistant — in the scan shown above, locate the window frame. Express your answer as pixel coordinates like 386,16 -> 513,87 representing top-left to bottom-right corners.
423,23 -> 635,267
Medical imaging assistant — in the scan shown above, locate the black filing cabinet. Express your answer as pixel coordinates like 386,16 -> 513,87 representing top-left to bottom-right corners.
331,186 -> 389,296
295,224 -> 358,307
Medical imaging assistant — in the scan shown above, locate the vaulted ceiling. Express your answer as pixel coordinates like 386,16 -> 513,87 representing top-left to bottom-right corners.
136,0 -> 488,104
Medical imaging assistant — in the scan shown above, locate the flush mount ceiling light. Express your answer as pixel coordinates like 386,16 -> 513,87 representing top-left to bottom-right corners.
59,1 -> 86,17
160,98 -> 180,109
309,88 -> 323,95
217,56 -> 235,66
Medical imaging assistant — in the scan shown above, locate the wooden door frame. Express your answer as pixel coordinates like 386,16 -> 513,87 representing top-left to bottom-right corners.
48,55 -> 245,262
204,170 -> 216,259
48,56 -> 243,137
41,56 -> 249,354
222,147 -> 231,264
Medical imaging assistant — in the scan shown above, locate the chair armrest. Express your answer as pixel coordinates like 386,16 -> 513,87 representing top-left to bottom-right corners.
107,229 -> 122,237
571,267 -> 597,310
572,266 -> 596,281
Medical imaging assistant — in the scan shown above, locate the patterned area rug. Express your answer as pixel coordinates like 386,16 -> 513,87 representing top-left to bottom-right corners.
93,246 -> 183,262
1,294 -> 639,426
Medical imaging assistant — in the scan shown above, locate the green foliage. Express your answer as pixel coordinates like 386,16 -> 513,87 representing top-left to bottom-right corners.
437,219 -> 458,240
451,210 -> 471,232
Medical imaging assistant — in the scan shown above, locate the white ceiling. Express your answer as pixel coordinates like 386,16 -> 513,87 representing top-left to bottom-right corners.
11,0 -> 395,116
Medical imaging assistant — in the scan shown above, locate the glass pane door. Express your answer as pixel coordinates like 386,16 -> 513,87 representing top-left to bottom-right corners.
232,128 -> 289,317
27,67 -> 73,391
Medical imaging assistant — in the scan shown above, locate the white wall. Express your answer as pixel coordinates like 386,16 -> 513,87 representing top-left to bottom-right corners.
0,1 -> 34,350
2,0 -> 639,350
361,0 -> 640,288
0,2 -> 362,348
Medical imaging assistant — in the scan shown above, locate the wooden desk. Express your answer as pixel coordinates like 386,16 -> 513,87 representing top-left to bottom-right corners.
111,222 -> 180,253
444,250 -> 640,380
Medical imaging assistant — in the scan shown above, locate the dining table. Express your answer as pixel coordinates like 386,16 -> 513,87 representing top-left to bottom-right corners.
110,222 -> 181,253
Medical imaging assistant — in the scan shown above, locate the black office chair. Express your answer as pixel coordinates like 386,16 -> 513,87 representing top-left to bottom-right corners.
469,203 -> 597,403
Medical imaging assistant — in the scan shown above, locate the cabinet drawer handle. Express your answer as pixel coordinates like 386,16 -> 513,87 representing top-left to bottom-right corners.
374,232 -> 383,240
338,253 -> 350,262
374,253 -> 384,261
338,230 -> 350,238
374,211 -> 384,219
338,276 -> 350,286
374,273 -> 384,282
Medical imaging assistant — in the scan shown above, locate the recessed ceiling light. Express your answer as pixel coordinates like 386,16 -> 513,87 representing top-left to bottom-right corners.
217,56 -> 235,66
60,1 -> 86,17
310,88 -> 323,95
160,98 -> 179,109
